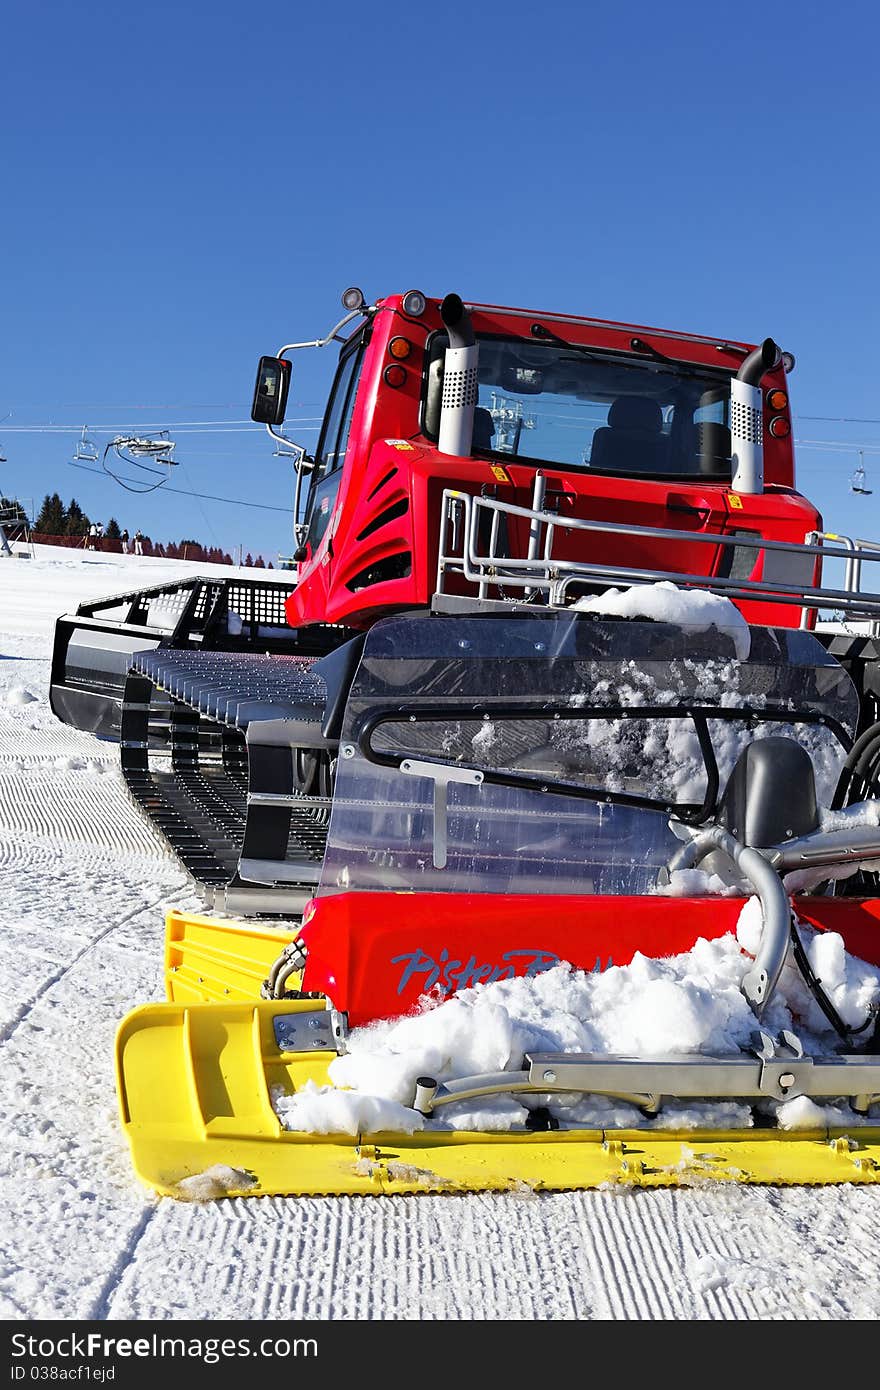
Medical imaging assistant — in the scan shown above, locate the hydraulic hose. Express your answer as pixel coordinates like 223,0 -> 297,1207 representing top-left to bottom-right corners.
831,719 -> 880,808
262,939 -> 307,1000
664,824 -> 791,1015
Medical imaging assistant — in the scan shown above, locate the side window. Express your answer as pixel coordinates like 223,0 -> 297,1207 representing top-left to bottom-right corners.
303,340 -> 366,553
314,343 -> 364,478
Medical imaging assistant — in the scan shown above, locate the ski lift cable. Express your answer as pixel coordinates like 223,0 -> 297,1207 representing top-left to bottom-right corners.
69,461 -> 294,512
2,417 -> 322,431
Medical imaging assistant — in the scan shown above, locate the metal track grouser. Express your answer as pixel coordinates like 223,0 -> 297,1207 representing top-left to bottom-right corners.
52,290 -> 880,1195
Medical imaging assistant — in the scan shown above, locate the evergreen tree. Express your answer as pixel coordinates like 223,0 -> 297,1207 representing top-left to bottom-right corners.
105,517 -> 121,540
244,553 -> 254,567
36,493 -> 66,534
65,498 -> 90,537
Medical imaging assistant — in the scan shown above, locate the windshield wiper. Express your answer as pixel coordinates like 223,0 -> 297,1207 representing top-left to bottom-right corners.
529,322 -> 729,380
630,336 -> 671,364
530,322 -> 599,360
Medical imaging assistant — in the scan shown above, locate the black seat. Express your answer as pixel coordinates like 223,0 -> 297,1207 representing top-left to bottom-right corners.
472,406 -> 496,450
589,396 -> 669,473
696,421 -> 732,477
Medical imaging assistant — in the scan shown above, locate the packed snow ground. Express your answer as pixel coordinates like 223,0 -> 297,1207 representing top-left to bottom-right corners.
1,544 -> 879,1322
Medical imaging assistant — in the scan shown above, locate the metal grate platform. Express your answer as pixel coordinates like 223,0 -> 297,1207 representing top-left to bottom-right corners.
132,649 -> 325,729
121,649 -> 332,914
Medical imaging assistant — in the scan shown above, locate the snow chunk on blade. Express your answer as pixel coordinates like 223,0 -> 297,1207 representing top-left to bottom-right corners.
272,1079 -> 425,1136
273,903 -> 880,1136
573,581 -> 751,661
175,1165 -> 258,1201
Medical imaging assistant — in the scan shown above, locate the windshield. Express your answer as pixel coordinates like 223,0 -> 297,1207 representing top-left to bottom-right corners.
467,335 -> 733,479
319,614 -> 856,899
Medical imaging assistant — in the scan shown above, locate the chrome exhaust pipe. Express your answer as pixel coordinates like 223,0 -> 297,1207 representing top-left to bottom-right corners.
731,337 -> 781,494
438,294 -> 479,458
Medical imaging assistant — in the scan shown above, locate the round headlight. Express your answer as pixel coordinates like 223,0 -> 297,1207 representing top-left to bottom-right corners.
401,289 -> 427,318
342,287 -> 366,311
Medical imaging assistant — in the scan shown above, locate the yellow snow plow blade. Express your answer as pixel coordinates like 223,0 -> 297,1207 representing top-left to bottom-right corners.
164,909 -> 299,1004
116,1000 -> 880,1198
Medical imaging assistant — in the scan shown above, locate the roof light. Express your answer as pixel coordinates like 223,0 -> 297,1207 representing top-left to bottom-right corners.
769,416 -> 791,438
389,336 -> 412,360
401,290 -> 427,318
767,389 -> 788,412
341,287 -> 366,311
383,364 -> 407,388
781,351 -> 796,374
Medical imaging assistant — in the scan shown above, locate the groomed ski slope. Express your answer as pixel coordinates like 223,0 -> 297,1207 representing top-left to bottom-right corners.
1,544 -> 879,1322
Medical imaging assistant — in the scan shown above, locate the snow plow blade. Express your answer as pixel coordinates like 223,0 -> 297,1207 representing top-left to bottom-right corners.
116,1000 -> 880,1199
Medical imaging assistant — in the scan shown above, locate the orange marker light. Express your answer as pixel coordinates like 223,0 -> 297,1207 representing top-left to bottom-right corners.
389,337 -> 412,360
383,364 -> 408,388
767,389 -> 788,412
769,416 -> 791,438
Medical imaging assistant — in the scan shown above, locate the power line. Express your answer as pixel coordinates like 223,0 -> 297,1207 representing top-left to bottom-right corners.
797,415 -> 880,426
2,418 -> 321,433
68,462 -> 294,513
795,438 -> 880,454
2,400 -> 324,411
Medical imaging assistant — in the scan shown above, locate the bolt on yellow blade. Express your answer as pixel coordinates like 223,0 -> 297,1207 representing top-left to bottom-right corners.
115,1000 -> 880,1199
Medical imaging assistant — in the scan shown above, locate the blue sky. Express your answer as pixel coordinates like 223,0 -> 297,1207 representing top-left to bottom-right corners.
2,1 -> 879,563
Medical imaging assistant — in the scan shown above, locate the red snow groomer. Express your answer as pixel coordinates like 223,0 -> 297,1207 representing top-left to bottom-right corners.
52,291 -> 880,1195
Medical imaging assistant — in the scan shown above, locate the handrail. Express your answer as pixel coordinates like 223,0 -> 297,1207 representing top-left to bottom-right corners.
436,487 -> 880,623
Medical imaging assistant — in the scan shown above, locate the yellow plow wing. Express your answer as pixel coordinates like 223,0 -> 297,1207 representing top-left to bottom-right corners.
116,1000 -> 880,1198
164,909 -> 299,1004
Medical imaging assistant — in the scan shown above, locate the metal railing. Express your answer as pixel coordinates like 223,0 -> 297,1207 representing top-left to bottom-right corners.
435,478 -> 880,627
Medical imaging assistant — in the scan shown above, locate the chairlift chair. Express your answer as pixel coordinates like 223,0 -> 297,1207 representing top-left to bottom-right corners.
73,427 -> 99,464
851,455 -> 872,495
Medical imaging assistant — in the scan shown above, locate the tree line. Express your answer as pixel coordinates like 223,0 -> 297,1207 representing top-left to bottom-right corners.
32,493 -> 270,567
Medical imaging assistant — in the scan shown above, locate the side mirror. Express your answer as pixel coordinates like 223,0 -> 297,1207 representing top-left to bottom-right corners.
251,356 -> 291,425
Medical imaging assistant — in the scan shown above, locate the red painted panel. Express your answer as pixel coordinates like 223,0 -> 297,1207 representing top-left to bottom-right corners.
298,890 -> 880,1026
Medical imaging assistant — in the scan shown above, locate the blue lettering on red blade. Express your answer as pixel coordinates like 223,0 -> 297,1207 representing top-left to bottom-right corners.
390,947 -> 562,996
